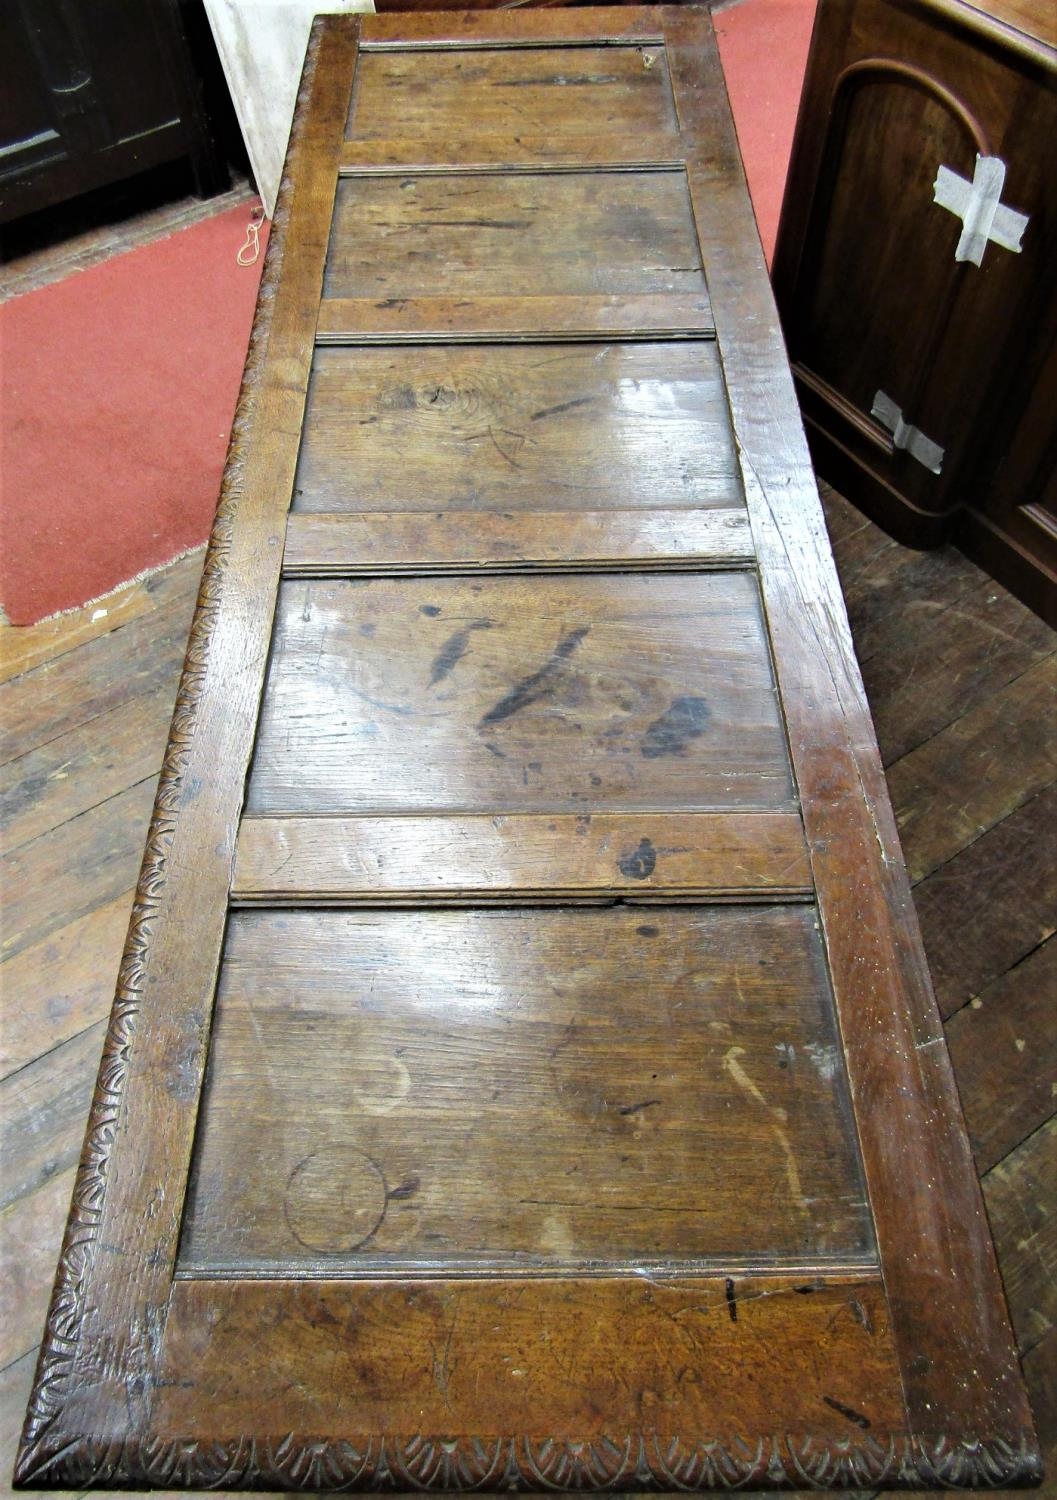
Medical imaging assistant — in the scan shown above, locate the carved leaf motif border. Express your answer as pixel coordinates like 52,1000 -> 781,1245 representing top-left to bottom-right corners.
17,1431 -> 1044,1491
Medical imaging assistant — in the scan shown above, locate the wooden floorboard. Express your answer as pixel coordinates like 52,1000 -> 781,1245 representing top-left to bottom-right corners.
0,491 -> 1053,1496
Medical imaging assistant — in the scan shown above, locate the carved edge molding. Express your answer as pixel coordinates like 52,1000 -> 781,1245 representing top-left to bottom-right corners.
15,1430 -> 1045,1491
13,21 -> 327,1477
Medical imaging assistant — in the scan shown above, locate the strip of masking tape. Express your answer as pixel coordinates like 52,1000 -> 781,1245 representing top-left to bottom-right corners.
871,391 -> 945,475
933,155 -> 1029,267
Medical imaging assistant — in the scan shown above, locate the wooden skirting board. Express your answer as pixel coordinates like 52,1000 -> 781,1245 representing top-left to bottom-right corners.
14,7 -> 1040,1491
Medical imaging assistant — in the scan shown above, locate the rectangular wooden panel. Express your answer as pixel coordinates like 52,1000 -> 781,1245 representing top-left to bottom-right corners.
245,572 -> 796,815
324,170 -> 705,299
346,45 -> 679,140
293,342 -> 739,513
232,811 -> 812,901
180,905 -> 870,1273
283,507 -> 754,575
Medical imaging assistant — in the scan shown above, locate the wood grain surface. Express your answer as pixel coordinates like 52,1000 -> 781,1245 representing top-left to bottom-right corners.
181,905 -> 870,1272
283,507 -> 753,575
359,7 -> 665,44
338,129 -> 686,170
246,573 -> 795,814
294,343 -> 739,513
346,44 -> 679,139
946,939 -> 1057,1174
315,291 -> 714,341
232,811 -> 812,901
324,170 -> 705,299
154,1274 -> 903,1439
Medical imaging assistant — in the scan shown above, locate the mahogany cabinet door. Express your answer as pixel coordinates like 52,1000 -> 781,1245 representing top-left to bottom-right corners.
15,8 -> 1039,1492
771,0 -> 1057,563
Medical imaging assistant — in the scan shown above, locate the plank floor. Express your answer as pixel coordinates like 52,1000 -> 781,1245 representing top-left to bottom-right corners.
0,486 -> 1053,1497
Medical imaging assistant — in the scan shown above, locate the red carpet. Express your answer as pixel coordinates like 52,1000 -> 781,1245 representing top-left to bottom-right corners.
1,0 -> 814,627
715,0 -> 818,266
1,204 -> 268,624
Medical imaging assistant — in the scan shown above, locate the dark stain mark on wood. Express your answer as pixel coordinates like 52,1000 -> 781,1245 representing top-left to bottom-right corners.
479,626 -> 590,726
549,1017 -> 579,1059
428,620 -> 492,687
419,604 -> 442,617
282,1150 -> 388,1255
618,1099 -> 661,1116
725,1277 -> 738,1322
344,682 -> 415,718
494,73 -> 625,88
530,396 -> 595,422
822,1395 -> 871,1430
618,837 -> 657,880
464,424 -> 531,470
415,218 -> 532,231
387,1176 -> 421,1202
637,924 -> 660,937
850,1297 -> 874,1335
641,695 -> 710,759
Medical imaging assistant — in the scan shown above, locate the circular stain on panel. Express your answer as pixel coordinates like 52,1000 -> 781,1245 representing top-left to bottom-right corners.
284,1147 -> 387,1253
352,1054 -> 412,1115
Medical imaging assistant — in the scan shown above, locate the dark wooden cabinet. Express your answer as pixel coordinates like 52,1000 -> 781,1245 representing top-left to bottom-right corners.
0,0 -> 227,225
772,0 -> 1057,624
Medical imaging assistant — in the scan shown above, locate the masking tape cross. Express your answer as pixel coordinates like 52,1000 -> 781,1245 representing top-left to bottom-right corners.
933,154 -> 1029,267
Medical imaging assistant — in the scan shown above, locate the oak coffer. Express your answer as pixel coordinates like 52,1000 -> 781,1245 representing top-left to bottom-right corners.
15,8 -> 1040,1492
